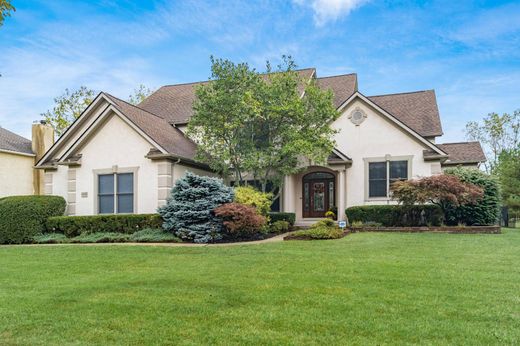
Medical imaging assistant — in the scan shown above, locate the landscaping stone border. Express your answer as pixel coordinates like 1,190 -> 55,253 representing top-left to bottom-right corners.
349,226 -> 501,234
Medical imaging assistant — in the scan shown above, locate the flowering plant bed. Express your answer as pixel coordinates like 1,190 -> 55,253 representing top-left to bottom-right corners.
349,226 -> 500,234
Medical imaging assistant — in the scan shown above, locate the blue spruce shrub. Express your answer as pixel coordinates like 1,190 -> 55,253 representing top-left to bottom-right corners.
158,172 -> 234,243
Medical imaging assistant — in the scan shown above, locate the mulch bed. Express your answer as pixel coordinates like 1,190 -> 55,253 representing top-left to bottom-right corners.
349,226 -> 501,234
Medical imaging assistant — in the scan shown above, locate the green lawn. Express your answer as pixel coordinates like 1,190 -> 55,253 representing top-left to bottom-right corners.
1,230 -> 519,345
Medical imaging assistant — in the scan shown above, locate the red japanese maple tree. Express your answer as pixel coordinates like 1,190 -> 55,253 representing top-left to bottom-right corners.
391,174 -> 484,215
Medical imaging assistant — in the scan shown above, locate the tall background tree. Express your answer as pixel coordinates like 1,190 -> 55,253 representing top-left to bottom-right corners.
42,86 -> 96,136
42,85 -> 155,136
188,56 -> 338,197
0,0 -> 15,27
128,84 -> 154,105
465,110 -> 520,173
0,0 -> 15,77
466,109 -> 520,212
495,148 -> 520,208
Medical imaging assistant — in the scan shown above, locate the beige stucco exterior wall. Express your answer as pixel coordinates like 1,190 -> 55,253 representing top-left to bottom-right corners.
0,151 -> 35,197
48,113 -> 159,215
156,163 -> 218,207
172,164 -> 217,181
332,99 -> 438,207
46,111 -> 216,215
283,98 -> 442,224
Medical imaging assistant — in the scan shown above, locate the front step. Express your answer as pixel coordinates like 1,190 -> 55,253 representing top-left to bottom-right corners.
294,218 -> 327,228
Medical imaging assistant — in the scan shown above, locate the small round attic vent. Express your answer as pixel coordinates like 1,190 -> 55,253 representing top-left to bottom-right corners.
348,107 -> 367,126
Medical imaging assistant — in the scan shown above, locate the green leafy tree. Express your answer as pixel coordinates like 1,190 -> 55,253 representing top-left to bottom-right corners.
0,0 -> 15,27
42,85 -> 154,136
42,86 -> 96,136
496,148 -> 520,208
444,167 -> 501,226
189,56 -> 339,197
391,173 -> 484,224
128,84 -> 154,105
466,110 -> 520,172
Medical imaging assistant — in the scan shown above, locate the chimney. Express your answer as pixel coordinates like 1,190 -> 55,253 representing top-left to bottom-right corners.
32,120 -> 55,194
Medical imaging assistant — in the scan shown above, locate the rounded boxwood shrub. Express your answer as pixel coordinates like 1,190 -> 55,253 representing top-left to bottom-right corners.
271,220 -> 290,233
268,212 -> 296,226
444,167 -> 500,225
0,195 -> 66,244
158,172 -> 234,243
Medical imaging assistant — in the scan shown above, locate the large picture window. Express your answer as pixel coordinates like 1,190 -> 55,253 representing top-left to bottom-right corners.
368,160 -> 409,198
98,173 -> 134,214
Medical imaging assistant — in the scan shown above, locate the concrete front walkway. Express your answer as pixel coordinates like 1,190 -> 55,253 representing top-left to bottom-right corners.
6,232 -> 293,248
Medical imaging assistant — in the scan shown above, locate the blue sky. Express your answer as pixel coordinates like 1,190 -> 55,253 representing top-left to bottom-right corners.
1,0 -> 519,142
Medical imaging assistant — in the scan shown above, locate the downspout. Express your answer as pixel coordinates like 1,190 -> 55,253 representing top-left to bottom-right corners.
171,158 -> 181,183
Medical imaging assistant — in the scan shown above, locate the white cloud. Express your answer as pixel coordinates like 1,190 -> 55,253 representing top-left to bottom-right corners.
294,0 -> 369,26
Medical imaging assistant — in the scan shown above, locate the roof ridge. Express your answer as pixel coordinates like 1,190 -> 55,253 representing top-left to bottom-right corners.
439,141 -> 480,145
368,89 -> 434,98
159,67 -> 317,89
103,92 -> 165,120
316,72 -> 357,80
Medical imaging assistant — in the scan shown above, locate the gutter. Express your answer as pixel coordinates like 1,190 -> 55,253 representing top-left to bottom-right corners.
0,148 -> 36,157
145,152 -> 212,171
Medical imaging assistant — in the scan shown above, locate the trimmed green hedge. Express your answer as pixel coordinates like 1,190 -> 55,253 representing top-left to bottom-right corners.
0,195 -> 66,244
444,167 -> 500,226
45,214 -> 163,237
287,227 -> 344,240
346,205 -> 443,227
268,212 -> 296,226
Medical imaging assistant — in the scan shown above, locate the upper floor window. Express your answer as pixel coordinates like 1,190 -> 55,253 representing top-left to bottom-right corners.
98,173 -> 134,214
368,160 -> 409,198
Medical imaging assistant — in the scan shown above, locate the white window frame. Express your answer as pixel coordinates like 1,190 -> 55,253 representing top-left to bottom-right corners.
364,156 -> 413,201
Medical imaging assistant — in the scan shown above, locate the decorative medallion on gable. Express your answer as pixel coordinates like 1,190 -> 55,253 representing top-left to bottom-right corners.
348,107 -> 367,126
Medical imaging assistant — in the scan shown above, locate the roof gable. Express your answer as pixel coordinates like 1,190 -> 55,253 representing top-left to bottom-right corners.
368,90 -> 443,137
37,93 -> 199,167
338,92 -> 447,156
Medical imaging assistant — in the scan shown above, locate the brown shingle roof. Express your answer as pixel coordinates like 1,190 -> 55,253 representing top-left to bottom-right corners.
104,93 -> 198,160
437,141 -> 486,165
139,68 -> 317,125
368,90 -> 443,137
316,73 -> 357,108
0,127 -> 33,155
105,70 -> 447,161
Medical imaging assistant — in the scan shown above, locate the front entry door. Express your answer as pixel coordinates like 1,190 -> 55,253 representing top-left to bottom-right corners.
303,172 -> 335,218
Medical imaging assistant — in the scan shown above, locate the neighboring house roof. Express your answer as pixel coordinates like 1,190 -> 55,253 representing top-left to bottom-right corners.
316,73 -> 358,108
368,90 -> 443,138
437,141 -> 486,165
0,127 -> 33,155
139,68 -> 317,125
103,93 -> 198,160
